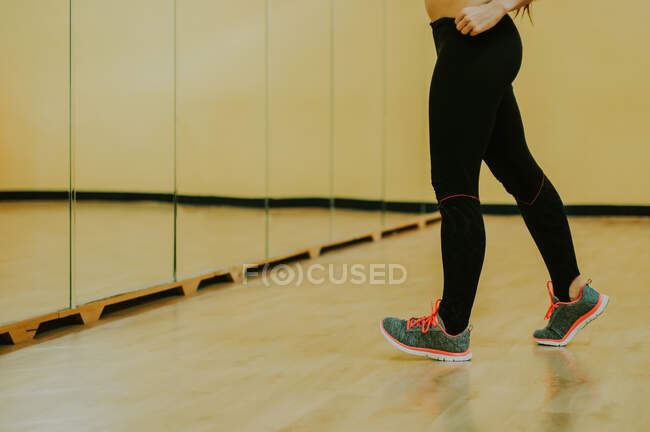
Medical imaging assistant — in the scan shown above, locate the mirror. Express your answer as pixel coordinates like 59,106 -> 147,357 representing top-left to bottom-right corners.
0,0 -> 438,334
175,0 -> 268,279
71,0 -> 176,305
383,1 -> 435,226
266,0 -> 333,258
0,1 -> 71,325
330,0 -> 385,243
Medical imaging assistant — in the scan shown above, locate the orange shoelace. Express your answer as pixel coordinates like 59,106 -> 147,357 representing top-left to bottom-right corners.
406,299 -> 442,334
544,280 -> 559,319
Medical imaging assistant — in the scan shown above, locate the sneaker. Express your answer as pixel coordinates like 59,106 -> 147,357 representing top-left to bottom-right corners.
532,279 -> 609,347
379,299 -> 472,362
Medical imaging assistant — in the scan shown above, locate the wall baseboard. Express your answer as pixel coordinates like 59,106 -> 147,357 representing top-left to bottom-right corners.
1,191 -> 648,216
480,204 -> 650,217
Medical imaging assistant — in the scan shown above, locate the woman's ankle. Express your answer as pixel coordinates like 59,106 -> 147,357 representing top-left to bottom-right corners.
568,275 -> 587,300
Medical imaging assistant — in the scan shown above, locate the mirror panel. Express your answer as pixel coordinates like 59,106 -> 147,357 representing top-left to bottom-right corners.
267,0 -> 333,257
0,0 -> 71,324
71,0 -> 176,305
175,0 -> 267,278
383,0 -> 434,225
331,0 -> 384,241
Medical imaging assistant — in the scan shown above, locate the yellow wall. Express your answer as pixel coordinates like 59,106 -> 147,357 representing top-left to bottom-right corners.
479,1 -> 650,205
1,0 -> 648,205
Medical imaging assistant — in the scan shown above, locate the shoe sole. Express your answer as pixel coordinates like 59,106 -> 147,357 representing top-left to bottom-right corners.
379,320 -> 472,362
533,294 -> 609,347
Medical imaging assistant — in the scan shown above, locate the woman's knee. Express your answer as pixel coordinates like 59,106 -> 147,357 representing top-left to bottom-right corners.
437,194 -> 483,224
438,195 -> 486,247
487,162 -> 545,206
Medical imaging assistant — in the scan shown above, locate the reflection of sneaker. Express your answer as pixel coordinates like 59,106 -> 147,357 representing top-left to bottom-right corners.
533,279 -> 609,347
533,346 -> 599,429
380,299 -> 472,361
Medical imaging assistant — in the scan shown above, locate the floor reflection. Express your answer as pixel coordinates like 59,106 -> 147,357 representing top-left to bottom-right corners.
74,201 -> 175,305
177,204 -> 266,278
268,207 -> 332,257
382,210 -> 427,228
0,201 -> 69,325
533,346 -> 600,432
330,207 -> 383,241
383,362 -> 475,431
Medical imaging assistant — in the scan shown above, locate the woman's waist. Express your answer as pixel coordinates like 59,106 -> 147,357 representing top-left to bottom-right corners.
431,13 -> 519,54
425,0 -> 493,24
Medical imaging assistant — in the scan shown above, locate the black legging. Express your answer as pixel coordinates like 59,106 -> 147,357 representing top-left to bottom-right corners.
428,15 -> 580,335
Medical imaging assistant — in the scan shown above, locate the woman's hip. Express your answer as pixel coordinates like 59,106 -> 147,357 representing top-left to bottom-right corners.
431,13 -> 522,84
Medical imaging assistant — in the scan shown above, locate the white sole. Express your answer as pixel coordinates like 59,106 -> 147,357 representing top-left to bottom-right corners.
379,321 -> 472,362
534,294 -> 609,347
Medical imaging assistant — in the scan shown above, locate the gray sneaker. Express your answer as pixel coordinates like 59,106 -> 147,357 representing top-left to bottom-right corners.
533,279 -> 609,347
380,299 -> 472,362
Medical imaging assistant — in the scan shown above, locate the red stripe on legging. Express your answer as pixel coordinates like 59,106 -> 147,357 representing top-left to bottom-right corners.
439,194 -> 480,204
518,174 -> 545,206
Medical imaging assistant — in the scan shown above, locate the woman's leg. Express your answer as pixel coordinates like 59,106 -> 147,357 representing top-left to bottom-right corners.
428,76 -> 503,336
436,195 -> 486,335
483,85 -> 581,302
426,15 -> 524,336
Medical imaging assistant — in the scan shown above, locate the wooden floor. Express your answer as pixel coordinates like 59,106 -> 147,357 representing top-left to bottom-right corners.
0,215 -> 648,431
